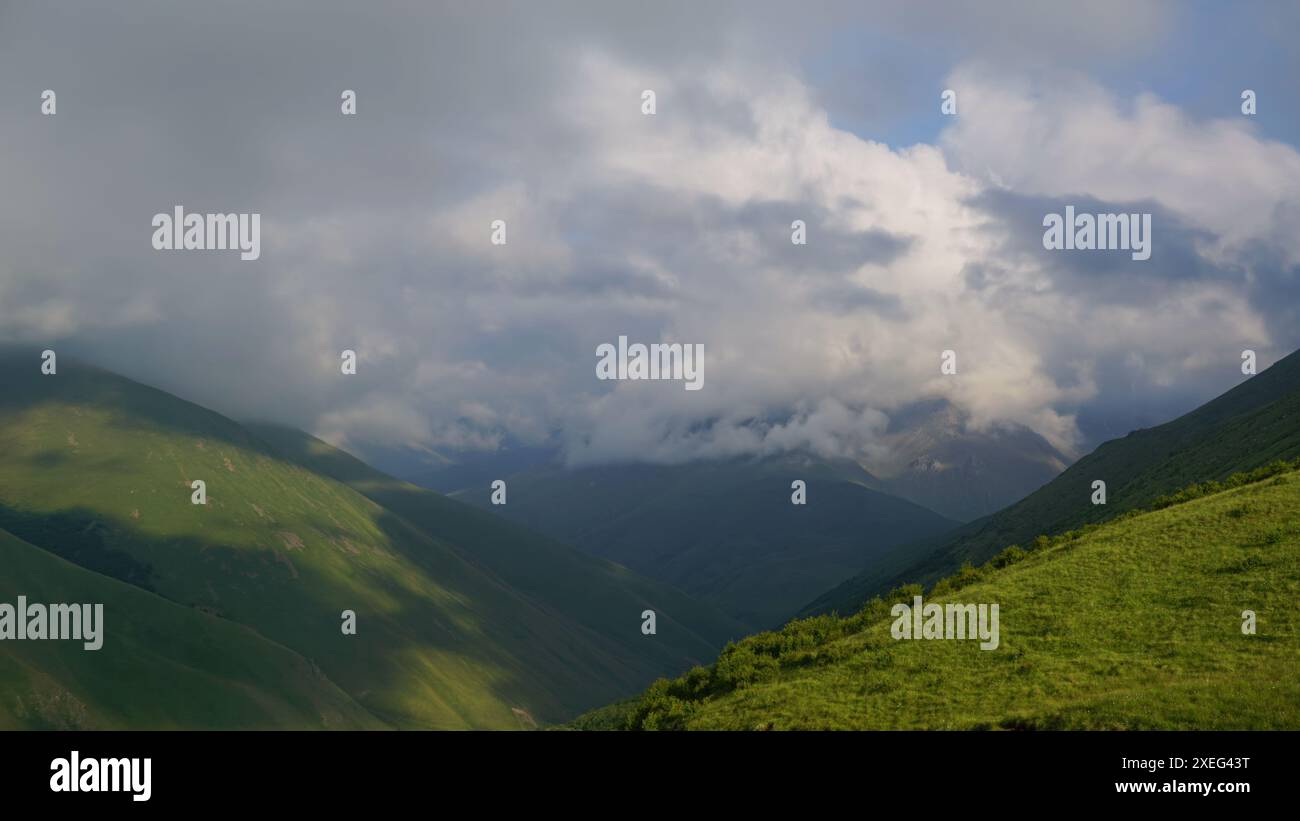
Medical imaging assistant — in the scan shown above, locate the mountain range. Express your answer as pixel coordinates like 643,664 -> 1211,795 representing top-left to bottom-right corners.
0,351 -> 741,729
369,401 -> 1069,630
5,344 -> 1298,730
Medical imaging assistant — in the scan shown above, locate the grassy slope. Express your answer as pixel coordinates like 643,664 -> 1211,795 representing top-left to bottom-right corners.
0,527 -> 382,729
806,349 -> 1300,617
587,465 -> 1300,730
245,425 -> 746,659
0,355 -> 738,728
446,458 -> 956,630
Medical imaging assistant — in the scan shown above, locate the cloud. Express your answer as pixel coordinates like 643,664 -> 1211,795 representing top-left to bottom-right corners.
0,2 -> 1295,470
940,61 -> 1300,263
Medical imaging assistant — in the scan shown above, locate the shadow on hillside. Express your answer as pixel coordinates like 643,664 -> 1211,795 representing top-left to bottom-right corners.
246,423 -> 743,650
0,496 -> 662,727
367,505 -> 703,718
0,503 -> 158,593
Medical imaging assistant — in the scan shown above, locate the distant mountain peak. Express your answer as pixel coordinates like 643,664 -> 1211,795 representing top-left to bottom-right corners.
804,345 -> 1300,619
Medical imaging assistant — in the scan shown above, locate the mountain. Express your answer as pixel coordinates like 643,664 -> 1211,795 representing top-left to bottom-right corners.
868,400 -> 1070,522
449,455 -> 957,630
804,349 -> 1300,618
0,351 -> 741,729
363,440 -> 559,495
581,460 -> 1300,729
369,402 -> 1069,524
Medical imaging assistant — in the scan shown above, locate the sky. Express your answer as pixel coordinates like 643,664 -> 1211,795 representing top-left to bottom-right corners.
2,0 -> 1299,469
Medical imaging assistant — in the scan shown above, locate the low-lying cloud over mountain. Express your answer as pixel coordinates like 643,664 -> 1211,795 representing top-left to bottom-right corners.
3,1 -> 1298,470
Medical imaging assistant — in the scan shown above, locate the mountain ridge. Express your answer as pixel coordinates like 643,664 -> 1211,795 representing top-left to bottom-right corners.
803,348 -> 1300,618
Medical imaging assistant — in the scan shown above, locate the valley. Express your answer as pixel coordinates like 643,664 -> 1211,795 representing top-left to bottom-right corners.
449,456 -> 957,630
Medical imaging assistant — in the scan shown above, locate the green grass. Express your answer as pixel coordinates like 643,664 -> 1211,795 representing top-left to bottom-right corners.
591,463 -> 1300,730
0,527 -> 383,729
807,347 -> 1300,617
0,353 -> 740,728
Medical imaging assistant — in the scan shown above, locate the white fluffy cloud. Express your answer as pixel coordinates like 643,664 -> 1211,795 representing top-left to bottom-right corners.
1,3 -> 1296,469
941,62 -> 1300,262
543,55 -> 1295,462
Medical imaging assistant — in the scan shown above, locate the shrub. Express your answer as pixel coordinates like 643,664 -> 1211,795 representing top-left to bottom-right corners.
991,545 -> 1028,569
626,678 -> 697,730
713,643 -> 780,691
932,562 -> 985,595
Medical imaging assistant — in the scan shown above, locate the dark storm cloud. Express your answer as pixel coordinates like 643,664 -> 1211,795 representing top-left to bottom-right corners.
967,188 -> 1231,297
968,186 -> 1300,364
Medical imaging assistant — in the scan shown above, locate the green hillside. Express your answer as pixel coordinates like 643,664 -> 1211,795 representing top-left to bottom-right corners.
0,527 -> 383,729
0,353 -> 739,728
244,424 -> 745,664
584,461 -> 1300,730
446,457 -> 956,629
806,349 -> 1300,617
